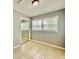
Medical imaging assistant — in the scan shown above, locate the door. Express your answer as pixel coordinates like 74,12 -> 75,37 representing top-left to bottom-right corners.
20,17 -> 30,44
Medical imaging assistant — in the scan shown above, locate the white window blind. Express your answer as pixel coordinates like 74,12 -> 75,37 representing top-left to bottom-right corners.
32,20 -> 42,30
32,16 -> 58,32
43,16 -> 58,32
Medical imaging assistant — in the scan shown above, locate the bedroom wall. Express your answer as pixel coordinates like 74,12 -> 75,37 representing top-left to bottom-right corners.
31,9 -> 65,48
13,10 -> 29,47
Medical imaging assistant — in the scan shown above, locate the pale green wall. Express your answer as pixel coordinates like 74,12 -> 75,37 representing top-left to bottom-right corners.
31,9 -> 65,48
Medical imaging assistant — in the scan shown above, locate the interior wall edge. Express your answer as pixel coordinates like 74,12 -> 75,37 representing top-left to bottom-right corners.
13,9 -> 30,19
30,8 -> 65,18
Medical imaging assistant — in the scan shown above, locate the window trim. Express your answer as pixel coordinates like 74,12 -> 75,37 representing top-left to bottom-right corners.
32,16 -> 58,32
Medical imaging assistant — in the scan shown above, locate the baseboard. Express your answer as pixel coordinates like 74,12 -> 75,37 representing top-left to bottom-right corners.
13,44 -> 21,50
20,40 -> 30,45
31,39 -> 65,50
13,40 -> 65,50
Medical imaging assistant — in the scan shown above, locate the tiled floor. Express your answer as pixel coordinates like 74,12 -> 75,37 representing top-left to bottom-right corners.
13,40 -> 65,59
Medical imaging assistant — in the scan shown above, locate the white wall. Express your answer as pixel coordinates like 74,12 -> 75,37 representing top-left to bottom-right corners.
31,9 -> 65,48
13,10 -> 29,47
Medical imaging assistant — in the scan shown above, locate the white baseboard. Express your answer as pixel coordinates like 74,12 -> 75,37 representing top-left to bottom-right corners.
31,39 -> 65,50
13,44 -> 21,50
13,40 -> 65,50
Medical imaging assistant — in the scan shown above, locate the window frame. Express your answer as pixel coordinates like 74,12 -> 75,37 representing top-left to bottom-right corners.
32,16 -> 58,32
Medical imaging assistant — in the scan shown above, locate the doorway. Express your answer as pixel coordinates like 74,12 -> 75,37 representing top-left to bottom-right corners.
20,17 -> 30,44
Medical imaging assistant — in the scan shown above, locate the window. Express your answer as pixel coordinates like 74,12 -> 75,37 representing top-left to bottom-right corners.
32,20 -> 42,30
32,16 -> 58,32
43,16 -> 58,32
21,21 -> 29,30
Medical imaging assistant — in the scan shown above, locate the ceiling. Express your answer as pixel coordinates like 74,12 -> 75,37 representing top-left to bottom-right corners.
13,0 -> 65,17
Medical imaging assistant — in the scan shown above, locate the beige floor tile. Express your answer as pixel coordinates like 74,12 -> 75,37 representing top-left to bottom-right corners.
13,40 -> 65,59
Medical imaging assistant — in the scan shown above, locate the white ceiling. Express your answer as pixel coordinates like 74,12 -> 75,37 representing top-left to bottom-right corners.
13,0 -> 65,17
